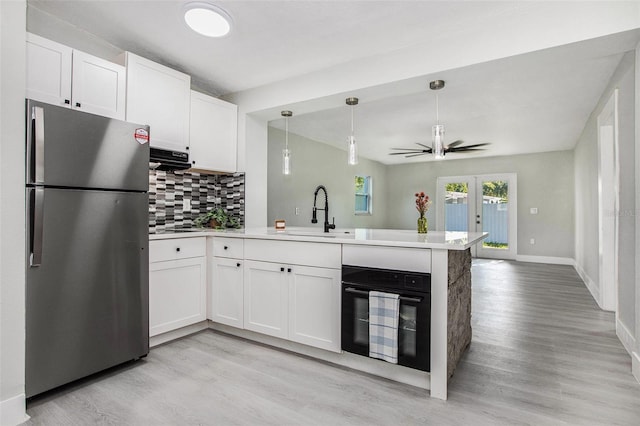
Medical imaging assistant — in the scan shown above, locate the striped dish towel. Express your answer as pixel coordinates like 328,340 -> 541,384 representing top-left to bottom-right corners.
369,291 -> 400,364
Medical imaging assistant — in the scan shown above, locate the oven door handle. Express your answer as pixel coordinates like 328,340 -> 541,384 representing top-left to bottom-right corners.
344,286 -> 422,303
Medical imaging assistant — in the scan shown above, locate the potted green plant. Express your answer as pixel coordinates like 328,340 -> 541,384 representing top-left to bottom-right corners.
193,207 -> 240,229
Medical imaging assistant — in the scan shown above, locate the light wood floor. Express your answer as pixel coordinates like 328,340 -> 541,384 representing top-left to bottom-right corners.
25,260 -> 640,425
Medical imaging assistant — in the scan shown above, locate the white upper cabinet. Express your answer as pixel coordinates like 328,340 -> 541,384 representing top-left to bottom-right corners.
71,51 -> 126,120
189,91 -> 238,173
125,52 -> 191,152
26,33 -> 72,107
26,33 -> 125,120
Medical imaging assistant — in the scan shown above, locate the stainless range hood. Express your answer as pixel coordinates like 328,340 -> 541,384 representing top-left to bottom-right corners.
150,147 -> 190,171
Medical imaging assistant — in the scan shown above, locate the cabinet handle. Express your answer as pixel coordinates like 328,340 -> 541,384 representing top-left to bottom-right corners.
185,146 -> 189,150
236,262 -> 241,267
224,246 -> 228,250
176,247 -> 181,252
64,99 -> 70,105
280,267 -> 285,272
75,102 -> 81,108
192,161 -> 196,164
287,268 -> 292,273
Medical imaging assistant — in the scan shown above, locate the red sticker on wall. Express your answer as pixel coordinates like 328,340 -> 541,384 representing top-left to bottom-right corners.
134,128 -> 149,144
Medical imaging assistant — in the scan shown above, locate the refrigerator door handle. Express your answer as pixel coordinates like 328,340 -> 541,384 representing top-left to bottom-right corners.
32,106 -> 45,184
30,187 -> 45,267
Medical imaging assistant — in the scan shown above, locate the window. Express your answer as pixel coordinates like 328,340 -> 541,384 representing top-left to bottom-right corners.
355,175 -> 372,215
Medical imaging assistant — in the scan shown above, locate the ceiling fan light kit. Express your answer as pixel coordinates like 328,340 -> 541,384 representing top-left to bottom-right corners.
387,79 -> 489,159
346,97 -> 359,165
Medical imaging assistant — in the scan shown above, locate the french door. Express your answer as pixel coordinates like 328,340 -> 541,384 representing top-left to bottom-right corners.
436,174 -> 517,259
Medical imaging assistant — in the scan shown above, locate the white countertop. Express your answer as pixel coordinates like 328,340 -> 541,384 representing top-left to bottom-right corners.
150,227 -> 488,250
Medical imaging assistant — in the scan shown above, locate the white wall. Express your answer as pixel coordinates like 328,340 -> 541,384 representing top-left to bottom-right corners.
635,41 -> 640,384
267,127 -> 388,229
574,52 -> 636,346
386,151 -> 575,259
0,1 -> 27,424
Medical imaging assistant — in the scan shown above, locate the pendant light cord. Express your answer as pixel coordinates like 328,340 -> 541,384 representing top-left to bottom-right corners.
285,115 -> 289,149
351,104 -> 354,135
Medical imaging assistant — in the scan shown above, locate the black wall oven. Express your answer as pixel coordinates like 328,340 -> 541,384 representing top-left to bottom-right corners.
341,265 -> 430,372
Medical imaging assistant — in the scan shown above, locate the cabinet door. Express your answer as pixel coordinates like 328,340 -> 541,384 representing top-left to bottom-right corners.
125,52 -> 191,151
189,91 -> 238,172
209,257 -> 244,328
149,257 -> 206,337
71,50 -> 126,120
26,33 -> 72,107
289,266 -> 341,352
243,260 -> 288,339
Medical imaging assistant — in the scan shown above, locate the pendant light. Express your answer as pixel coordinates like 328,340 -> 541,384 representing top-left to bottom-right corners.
430,80 -> 445,159
281,110 -> 292,175
346,97 -> 359,165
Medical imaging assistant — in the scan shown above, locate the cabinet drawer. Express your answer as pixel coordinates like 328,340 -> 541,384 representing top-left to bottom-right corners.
150,237 -> 206,263
211,237 -> 244,258
244,239 -> 341,269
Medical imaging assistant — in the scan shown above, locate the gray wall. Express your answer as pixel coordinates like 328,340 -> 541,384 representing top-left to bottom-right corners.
267,127 -> 389,229
574,51 -> 636,338
386,151 -> 575,258
267,125 -> 575,259
1,0 -> 27,423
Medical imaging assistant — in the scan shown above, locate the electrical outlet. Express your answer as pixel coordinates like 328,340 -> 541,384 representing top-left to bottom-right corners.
183,199 -> 191,211
530,207 -> 538,215
295,207 -> 300,216
530,238 -> 535,245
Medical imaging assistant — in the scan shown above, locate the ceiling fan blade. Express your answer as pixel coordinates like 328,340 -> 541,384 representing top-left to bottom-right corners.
445,140 -> 464,148
389,151 -> 423,155
405,153 -> 426,158
447,148 -> 486,153
391,147 -> 423,150
457,143 -> 490,150
416,142 -> 431,149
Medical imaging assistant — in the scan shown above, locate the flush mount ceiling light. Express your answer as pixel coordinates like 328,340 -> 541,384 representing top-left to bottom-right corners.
183,2 -> 232,37
346,97 -> 359,165
281,110 -> 293,175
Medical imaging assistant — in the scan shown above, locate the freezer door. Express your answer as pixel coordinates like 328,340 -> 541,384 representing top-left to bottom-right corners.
26,99 -> 149,191
26,188 -> 149,398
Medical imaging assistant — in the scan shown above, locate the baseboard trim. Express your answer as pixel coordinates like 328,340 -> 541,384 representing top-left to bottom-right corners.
616,318 -> 636,356
0,393 -> 29,426
149,321 -> 209,348
632,351 -> 640,384
514,255 -> 574,265
573,260 -> 602,309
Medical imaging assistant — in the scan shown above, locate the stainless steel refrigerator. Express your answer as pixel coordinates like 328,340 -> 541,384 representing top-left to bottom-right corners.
25,99 -> 150,398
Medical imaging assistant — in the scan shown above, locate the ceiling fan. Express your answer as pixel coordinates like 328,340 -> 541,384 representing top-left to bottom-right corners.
389,79 -> 489,158
389,140 -> 490,158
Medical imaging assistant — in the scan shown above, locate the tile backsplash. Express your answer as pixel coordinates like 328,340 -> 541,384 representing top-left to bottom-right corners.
148,169 -> 245,233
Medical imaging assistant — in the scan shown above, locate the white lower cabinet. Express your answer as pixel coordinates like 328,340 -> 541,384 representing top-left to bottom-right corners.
149,238 -> 206,337
243,260 -> 289,339
242,257 -> 341,353
209,257 -> 244,328
289,265 -> 341,352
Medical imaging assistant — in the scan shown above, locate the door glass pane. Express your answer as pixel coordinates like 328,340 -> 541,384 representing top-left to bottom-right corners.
355,176 -> 372,215
353,297 -> 369,345
481,180 -> 509,249
399,304 -> 417,356
444,182 -> 468,231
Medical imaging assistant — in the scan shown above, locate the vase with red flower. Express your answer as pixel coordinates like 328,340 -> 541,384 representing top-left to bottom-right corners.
415,191 -> 431,234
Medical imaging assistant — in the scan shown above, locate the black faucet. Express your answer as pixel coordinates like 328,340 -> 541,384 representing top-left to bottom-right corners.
311,185 -> 336,233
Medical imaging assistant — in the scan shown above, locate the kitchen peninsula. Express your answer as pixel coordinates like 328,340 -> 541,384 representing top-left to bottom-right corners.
149,228 -> 487,400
